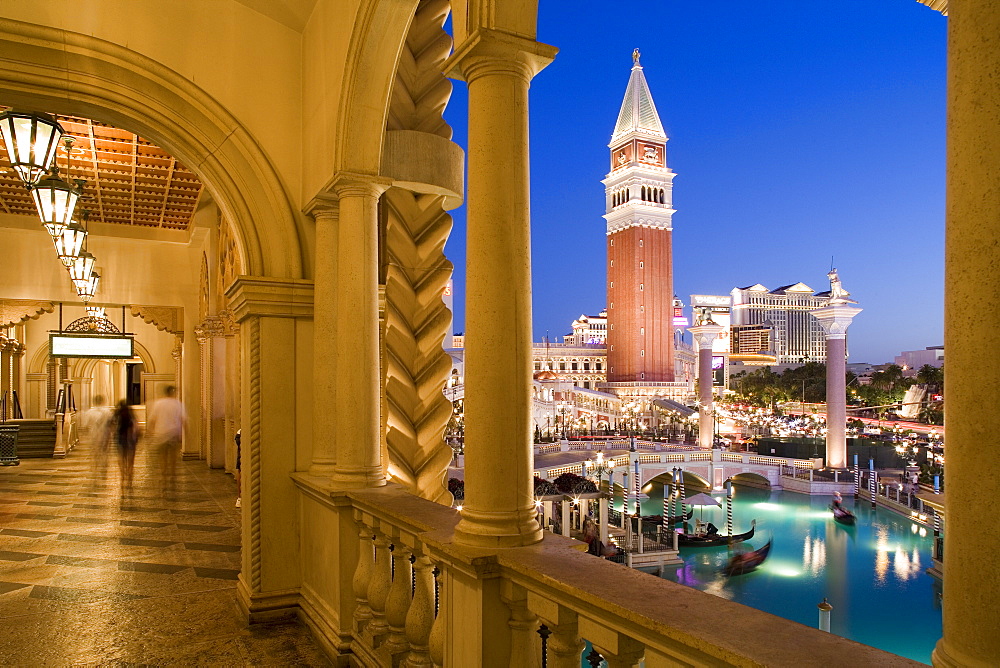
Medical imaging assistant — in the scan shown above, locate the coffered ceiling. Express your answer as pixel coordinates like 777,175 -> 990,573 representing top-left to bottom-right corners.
0,111 -> 204,230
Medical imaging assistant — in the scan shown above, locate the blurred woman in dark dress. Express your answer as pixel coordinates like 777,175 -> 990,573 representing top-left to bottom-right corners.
113,401 -> 140,492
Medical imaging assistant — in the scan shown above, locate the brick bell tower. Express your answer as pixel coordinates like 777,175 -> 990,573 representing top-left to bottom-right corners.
603,49 -> 676,383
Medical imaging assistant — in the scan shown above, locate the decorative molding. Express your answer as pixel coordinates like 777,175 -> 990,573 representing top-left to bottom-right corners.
193,311 -> 239,343
0,299 -> 55,328
226,276 -> 314,323
130,305 -> 184,338
247,316 -> 263,592
381,0 -> 460,505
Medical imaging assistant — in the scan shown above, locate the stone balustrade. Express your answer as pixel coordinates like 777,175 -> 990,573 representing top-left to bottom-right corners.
293,476 -> 919,666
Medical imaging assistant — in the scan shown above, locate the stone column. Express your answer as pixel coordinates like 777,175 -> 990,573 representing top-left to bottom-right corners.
305,201 -> 339,476
330,176 -> 390,489
936,1 -> 1000,665
688,324 -> 724,450
227,277 -> 314,621
445,30 -> 557,547
810,303 -> 861,469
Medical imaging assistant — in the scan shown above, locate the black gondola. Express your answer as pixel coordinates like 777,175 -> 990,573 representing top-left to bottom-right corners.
677,519 -> 756,547
831,505 -> 856,525
723,539 -> 772,576
644,509 -> 693,525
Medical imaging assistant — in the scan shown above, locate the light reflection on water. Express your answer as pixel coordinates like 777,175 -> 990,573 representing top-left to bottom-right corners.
637,487 -> 942,664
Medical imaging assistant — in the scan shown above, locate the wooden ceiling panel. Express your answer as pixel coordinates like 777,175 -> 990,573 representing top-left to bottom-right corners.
0,111 -> 204,230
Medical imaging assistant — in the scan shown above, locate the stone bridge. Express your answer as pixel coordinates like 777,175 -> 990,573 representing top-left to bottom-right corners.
533,439 -> 821,492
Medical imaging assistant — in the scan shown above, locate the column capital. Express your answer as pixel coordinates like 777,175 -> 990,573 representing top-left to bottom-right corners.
445,28 -> 557,84
302,194 -> 339,221
329,171 -> 392,200
226,276 -> 315,322
688,323 -> 725,348
810,303 -> 863,339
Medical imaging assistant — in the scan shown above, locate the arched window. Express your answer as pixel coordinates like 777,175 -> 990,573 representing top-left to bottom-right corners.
660,189 -> 665,203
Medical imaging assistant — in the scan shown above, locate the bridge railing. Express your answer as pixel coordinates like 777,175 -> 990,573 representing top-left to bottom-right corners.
533,449 -> 815,481
533,438 -> 698,457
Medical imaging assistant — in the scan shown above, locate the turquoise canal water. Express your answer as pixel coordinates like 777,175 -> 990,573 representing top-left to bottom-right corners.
624,486 -> 942,664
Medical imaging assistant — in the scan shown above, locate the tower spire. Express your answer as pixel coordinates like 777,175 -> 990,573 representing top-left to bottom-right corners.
612,50 -> 665,143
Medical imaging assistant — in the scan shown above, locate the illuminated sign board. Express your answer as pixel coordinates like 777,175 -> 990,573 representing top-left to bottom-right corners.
50,334 -> 134,359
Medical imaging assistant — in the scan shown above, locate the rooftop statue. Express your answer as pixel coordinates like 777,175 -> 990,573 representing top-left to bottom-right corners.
827,268 -> 856,304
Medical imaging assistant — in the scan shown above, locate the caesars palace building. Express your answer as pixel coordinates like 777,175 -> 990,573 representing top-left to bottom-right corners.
0,1 -> 995,666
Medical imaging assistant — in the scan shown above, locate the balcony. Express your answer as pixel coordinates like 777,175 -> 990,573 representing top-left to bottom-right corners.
291,476 -> 920,666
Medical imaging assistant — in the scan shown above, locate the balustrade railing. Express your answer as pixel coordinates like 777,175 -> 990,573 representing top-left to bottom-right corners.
293,478 -> 912,666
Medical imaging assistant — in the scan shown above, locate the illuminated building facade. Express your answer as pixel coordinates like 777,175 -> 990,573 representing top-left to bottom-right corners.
730,282 -> 829,364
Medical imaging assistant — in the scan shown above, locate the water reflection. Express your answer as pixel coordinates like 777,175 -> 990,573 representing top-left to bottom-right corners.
648,488 -> 941,664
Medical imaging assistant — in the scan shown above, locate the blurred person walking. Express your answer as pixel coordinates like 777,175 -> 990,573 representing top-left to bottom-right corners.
112,401 -> 140,493
82,395 -> 113,484
146,386 -> 187,492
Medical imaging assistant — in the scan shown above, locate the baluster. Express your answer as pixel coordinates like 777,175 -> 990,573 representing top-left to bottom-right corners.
428,567 -> 445,667
403,552 -> 435,667
353,516 -> 375,632
502,583 -> 540,668
366,528 -> 393,643
534,608 -> 583,668
385,541 -> 414,654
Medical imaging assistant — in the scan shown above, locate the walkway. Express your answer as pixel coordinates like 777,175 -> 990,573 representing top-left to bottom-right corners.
0,439 -> 328,666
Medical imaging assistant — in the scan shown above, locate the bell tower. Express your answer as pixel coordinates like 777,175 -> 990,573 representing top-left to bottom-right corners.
603,50 -> 676,383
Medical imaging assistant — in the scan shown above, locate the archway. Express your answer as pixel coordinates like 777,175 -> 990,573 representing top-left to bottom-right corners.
0,19 -> 303,280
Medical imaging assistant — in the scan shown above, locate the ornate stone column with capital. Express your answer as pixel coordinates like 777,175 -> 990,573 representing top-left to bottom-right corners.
331,175 -> 391,489
445,29 -> 557,548
688,323 -> 724,450
810,273 -> 861,470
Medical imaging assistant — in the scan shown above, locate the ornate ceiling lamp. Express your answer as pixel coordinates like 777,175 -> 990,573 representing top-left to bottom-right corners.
53,216 -> 88,267
75,271 -> 100,303
68,249 -> 96,288
30,136 -> 84,237
0,110 -> 64,186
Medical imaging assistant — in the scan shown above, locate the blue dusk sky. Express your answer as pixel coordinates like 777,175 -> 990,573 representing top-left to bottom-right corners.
443,1 -> 946,364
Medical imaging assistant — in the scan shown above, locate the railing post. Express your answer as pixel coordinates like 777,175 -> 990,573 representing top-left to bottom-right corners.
530,601 -> 584,668
384,542 -> 414,655
402,552 -> 435,668
428,567 -> 444,667
366,528 -> 393,644
353,516 -> 375,632
502,583 -> 540,668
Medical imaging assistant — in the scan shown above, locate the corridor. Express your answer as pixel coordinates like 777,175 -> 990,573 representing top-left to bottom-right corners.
0,442 -> 328,666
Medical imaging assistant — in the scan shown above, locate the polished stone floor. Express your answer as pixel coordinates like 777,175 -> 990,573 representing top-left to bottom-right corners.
0,439 -> 330,666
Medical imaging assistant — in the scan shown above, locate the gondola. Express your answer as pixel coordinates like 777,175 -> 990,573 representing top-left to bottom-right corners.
723,539 -> 772,576
677,519 -> 756,547
831,505 -> 856,526
643,509 -> 693,525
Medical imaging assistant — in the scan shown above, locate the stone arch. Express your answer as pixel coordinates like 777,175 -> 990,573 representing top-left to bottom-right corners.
731,471 -> 772,489
0,18 -> 303,279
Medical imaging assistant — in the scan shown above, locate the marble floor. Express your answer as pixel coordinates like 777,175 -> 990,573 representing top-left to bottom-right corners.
0,439 -> 330,666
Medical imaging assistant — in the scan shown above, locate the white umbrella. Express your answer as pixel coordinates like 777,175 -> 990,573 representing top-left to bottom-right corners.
683,492 -> 721,522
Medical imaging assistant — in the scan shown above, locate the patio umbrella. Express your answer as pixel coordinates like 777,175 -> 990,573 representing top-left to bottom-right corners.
683,492 -> 721,521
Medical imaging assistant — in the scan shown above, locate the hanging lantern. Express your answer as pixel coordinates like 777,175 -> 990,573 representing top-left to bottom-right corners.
0,110 -> 64,186
68,249 -> 96,286
53,220 -> 87,267
30,167 -> 82,237
76,271 -> 100,303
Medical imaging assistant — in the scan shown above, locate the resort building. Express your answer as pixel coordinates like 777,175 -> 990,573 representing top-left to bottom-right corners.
0,2 -> 994,667
730,282 -> 831,364
895,345 -> 945,371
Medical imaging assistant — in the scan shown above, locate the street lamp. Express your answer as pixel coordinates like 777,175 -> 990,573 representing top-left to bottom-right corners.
586,451 -> 615,493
